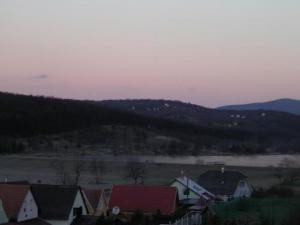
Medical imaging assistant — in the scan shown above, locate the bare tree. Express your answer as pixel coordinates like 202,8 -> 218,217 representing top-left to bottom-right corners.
54,159 -> 72,185
286,169 -> 300,184
125,161 -> 147,184
273,168 -> 284,184
279,158 -> 300,184
72,159 -> 85,185
90,160 -> 106,184
71,150 -> 86,185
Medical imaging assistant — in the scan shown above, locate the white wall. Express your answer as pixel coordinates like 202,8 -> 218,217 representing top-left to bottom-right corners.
0,200 -> 8,224
233,180 -> 252,198
17,191 -> 38,222
171,181 -> 200,201
46,191 -> 87,225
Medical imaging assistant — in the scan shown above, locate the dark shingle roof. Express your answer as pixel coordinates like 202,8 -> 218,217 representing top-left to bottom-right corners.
197,171 -> 246,196
82,189 -> 102,211
31,184 -> 80,220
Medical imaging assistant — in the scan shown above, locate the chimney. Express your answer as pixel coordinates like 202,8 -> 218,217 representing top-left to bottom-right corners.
221,167 -> 225,174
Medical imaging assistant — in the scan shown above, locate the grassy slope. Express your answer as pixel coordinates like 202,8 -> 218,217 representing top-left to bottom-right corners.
213,197 -> 300,225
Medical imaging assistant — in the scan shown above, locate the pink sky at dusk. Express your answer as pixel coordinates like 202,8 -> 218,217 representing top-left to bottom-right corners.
0,0 -> 300,107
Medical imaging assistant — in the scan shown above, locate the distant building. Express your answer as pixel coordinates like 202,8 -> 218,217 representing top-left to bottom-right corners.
170,176 -> 215,206
31,185 -> 88,225
81,189 -> 107,216
108,185 -> 177,216
197,169 -> 252,201
0,184 -> 38,223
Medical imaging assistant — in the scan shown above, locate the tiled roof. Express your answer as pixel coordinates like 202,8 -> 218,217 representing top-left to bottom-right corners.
198,171 -> 246,196
0,184 -> 30,220
108,185 -> 177,215
82,189 -> 102,211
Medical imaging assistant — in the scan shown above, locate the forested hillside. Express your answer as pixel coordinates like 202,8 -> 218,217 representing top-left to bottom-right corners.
1,92 -> 300,155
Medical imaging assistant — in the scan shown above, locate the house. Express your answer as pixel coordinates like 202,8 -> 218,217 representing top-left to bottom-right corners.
108,185 -> 177,216
31,185 -> 88,225
197,169 -> 252,201
0,200 -> 8,224
81,189 -> 107,216
171,176 -> 215,204
0,184 -> 38,222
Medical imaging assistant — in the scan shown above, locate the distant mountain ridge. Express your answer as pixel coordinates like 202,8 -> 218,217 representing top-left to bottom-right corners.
100,99 -> 300,137
218,99 -> 300,115
1,92 -> 300,155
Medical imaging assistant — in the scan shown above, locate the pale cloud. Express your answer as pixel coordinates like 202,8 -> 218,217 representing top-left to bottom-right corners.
31,74 -> 49,80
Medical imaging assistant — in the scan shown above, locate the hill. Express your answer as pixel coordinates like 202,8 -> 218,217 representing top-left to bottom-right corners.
218,99 -> 300,115
1,92 -> 300,155
100,99 -> 300,137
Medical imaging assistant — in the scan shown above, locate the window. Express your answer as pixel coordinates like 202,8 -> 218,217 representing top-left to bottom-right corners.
73,207 -> 83,217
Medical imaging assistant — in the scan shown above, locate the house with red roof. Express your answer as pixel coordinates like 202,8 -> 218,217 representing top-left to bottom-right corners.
108,185 -> 177,217
81,189 -> 107,216
0,184 -> 38,223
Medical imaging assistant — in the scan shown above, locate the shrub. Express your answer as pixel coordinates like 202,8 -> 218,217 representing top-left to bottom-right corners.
236,199 -> 250,212
267,186 -> 294,197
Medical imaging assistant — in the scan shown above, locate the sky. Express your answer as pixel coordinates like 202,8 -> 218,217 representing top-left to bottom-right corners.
0,0 -> 300,107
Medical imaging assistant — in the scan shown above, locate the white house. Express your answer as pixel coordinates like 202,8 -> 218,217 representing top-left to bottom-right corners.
171,176 -> 215,203
82,188 -> 107,216
31,185 -> 88,225
197,169 -> 252,201
0,184 -> 38,222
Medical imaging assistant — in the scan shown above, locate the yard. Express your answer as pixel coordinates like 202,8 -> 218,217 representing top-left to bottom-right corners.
213,197 -> 300,225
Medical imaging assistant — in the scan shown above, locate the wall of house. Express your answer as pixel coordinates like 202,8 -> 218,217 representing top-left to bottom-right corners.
233,180 -> 252,198
17,191 -> 38,222
46,191 -> 87,225
171,181 -> 200,201
95,195 -> 107,216
0,200 -> 8,224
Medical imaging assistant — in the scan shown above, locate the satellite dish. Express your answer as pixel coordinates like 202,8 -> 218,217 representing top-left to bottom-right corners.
112,206 -> 120,216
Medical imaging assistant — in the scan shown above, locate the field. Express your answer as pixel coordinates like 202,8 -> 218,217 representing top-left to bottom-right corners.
0,155 -> 288,189
213,197 -> 300,225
